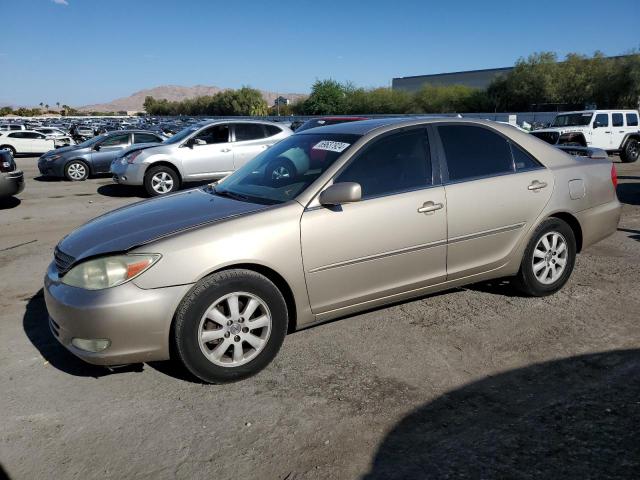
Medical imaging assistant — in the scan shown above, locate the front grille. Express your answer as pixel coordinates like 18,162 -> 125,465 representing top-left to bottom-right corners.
531,131 -> 560,145
54,247 -> 75,275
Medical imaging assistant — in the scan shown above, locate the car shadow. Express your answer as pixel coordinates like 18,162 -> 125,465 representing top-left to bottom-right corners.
363,348 -> 640,479
22,289 -> 144,378
33,175 -> 63,182
617,181 -> 640,205
0,196 -> 21,209
618,227 -> 640,242
97,184 -> 147,199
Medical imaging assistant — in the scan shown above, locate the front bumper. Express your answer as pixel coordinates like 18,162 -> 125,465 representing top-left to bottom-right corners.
110,160 -> 146,186
0,170 -> 24,197
43,262 -> 193,365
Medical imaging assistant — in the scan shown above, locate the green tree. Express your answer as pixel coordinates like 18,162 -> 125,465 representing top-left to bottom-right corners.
301,79 -> 350,115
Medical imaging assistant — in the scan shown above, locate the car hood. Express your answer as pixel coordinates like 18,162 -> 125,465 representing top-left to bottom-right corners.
118,142 -> 162,158
44,144 -> 89,157
57,187 -> 269,263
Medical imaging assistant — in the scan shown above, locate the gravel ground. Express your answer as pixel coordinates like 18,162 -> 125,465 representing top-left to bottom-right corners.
1,156 -> 639,480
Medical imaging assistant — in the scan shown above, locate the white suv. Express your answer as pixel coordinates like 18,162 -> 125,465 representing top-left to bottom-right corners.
531,110 -> 640,162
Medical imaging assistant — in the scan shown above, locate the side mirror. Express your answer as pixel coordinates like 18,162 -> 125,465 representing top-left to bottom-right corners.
187,138 -> 206,147
319,182 -> 362,206
93,144 -> 101,151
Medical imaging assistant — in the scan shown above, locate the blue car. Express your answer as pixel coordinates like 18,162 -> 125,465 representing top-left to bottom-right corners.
38,130 -> 165,181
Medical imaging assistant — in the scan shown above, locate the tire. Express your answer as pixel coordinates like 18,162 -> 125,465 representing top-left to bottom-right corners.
144,165 -> 180,196
264,157 -> 296,183
64,160 -> 89,181
0,145 -> 16,157
620,138 -> 639,163
513,218 -> 576,297
173,269 -> 288,384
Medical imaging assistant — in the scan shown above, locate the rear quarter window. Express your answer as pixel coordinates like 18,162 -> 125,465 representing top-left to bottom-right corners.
626,113 -> 639,127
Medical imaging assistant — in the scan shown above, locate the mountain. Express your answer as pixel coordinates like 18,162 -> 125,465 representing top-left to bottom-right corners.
79,85 -> 307,113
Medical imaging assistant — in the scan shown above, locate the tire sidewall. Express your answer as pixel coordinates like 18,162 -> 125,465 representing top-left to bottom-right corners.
144,166 -> 179,196
519,218 -> 576,296
621,139 -> 639,163
174,270 -> 288,383
65,160 -> 89,181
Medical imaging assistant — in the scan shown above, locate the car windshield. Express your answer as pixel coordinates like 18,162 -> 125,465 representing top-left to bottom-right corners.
213,133 -> 361,205
163,125 -> 199,144
552,113 -> 593,127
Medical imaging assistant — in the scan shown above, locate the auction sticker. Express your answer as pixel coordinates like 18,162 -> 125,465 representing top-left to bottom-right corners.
312,140 -> 351,153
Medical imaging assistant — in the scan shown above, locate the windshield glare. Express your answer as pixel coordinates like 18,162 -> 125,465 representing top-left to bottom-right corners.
214,133 -> 361,204
163,126 -> 199,144
552,113 -> 593,127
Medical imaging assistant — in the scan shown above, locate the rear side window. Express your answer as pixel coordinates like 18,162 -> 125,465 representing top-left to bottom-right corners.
626,113 -> 639,127
134,132 -> 161,144
264,125 -> 282,137
8,132 -> 25,138
612,113 -> 624,127
510,143 -> 541,171
100,133 -> 130,146
337,129 -> 431,199
438,125 -> 513,181
235,123 -> 267,141
594,113 -> 609,127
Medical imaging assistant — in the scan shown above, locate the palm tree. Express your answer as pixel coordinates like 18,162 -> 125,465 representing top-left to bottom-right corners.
45,104 -> 49,111
56,102 -> 60,110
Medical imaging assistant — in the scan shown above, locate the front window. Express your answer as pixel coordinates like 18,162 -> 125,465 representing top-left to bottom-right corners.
552,113 -> 593,127
214,133 -> 360,205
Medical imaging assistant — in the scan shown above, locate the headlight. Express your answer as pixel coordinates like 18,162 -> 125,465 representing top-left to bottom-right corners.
62,254 -> 160,290
124,150 -> 143,164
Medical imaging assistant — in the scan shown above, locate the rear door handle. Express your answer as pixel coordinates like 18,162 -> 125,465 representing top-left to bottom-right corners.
528,180 -> 548,191
417,201 -> 444,214
220,148 -> 231,152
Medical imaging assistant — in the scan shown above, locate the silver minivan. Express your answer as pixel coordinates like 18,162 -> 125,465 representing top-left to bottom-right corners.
111,120 -> 292,196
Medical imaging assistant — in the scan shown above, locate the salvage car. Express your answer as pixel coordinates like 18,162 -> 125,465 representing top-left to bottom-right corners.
38,130 -> 165,181
44,118 -> 621,383
0,149 -> 24,200
111,120 -> 292,196
0,130 -> 72,156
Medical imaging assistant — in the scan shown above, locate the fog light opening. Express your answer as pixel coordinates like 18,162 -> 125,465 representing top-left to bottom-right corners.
71,338 -> 111,353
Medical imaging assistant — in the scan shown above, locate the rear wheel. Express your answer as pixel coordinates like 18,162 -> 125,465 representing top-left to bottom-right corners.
265,157 -> 296,183
620,138 -> 639,163
513,218 -> 576,296
144,165 -> 180,196
173,269 -> 288,383
64,160 -> 89,181
0,145 -> 16,157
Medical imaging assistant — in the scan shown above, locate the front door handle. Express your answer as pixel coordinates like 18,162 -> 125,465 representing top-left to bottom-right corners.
417,201 -> 444,214
220,148 -> 231,153
528,180 -> 548,191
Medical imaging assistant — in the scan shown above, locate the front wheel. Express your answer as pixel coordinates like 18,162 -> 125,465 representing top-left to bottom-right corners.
64,160 -> 89,181
173,269 -> 289,383
513,218 -> 576,296
144,165 -> 180,196
620,139 -> 639,163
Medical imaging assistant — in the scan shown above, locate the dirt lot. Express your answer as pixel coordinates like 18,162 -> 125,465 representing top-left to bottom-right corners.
1,156 -> 639,480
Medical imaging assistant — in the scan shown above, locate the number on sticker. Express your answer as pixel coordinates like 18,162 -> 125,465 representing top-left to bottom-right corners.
312,140 -> 351,153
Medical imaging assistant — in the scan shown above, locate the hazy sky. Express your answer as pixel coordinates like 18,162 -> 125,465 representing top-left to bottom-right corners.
1,0 -> 639,107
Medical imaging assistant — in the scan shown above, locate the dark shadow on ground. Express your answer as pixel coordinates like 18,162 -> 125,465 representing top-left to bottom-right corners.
364,349 -> 640,479
22,289 -> 143,378
618,227 -> 640,242
465,278 -> 521,297
0,196 -> 21,209
33,175 -> 63,182
97,184 -> 147,198
617,182 -> 640,205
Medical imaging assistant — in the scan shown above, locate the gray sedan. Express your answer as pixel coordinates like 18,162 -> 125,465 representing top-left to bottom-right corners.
44,118 -> 621,383
38,130 -> 165,181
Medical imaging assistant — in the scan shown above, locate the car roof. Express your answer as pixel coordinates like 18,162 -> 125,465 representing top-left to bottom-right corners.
557,110 -> 638,115
195,119 -> 282,128
297,116 -> 454,135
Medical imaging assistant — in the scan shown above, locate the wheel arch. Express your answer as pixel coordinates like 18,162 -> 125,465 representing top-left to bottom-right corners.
621,132 -> 640,148
548,211 -> 583,253
145,160 -> 182,183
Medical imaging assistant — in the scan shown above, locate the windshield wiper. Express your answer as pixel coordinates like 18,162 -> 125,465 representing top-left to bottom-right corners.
214,188 -> 251,202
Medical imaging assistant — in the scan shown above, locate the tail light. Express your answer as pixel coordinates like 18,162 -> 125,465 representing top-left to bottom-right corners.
611,164 -> 618,189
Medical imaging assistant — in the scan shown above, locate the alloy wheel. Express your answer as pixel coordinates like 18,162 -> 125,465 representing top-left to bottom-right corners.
532,231 -> 568,285
67,163 -> 86,180
197,292 -> 272,367
271,166 -> 291,180
151,172 -> 174,194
